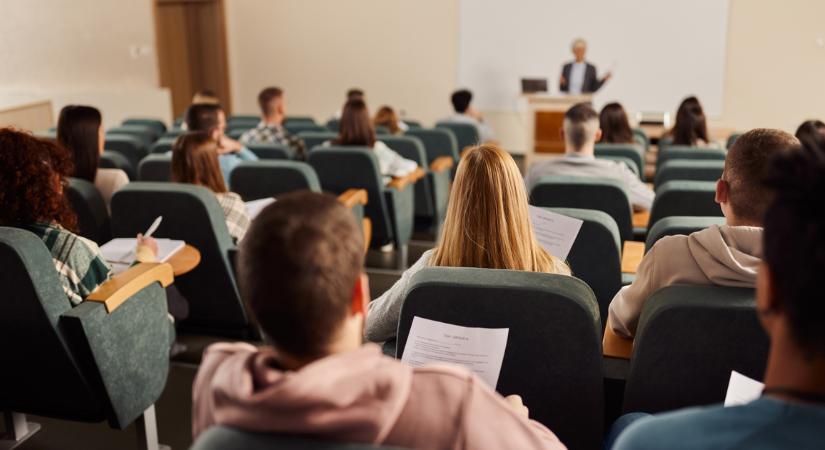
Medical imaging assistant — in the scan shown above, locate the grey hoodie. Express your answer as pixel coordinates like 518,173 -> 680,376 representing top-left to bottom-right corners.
608,224 -> 762,338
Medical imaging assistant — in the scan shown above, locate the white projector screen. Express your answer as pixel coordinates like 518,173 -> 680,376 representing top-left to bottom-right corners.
458,0 -> 730,116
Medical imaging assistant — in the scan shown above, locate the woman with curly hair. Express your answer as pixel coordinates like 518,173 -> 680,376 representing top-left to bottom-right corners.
0,128 -> 156,306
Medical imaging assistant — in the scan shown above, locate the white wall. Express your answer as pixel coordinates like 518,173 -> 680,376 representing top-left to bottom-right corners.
0,0 -> 171,128
224,0 -> 458,126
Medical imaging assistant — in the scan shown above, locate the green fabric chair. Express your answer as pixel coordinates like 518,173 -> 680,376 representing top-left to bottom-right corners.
632,128 -> 650,152
530,175 -> 634,242
227,127 -> 251,140
546,207 -> 621,329
247,142 -> 292,160
595,143 -> 645,177
0,227 -> 172,449
375,125 -> 390,135
284,116 -> 317,126
191,426 -> 406,450
122,118 -> 167,136
284,122 -> 327,135
105,134 -> 148,170
230,161 -> 320,201
435,121 -> 480,153
655,145 -> 726,172
137,153 -> 172,182
402,119 -> 422,129
149,136 -> 178,154
162,129 -> 185,139
653,159 -> 724,188
65,177 -> 111,245
623,285 -> 768,414
598,155 -> 640,179
396,268 -> 603,450
227,116 -> 259,129
645,216 -> 727,252
308,147 -> 414,267
111,183 -> 254,338
648,181 -> 721,229
35,129 -> 57,140
298,131 -> 338,152
404,128 -> 460,178
326,118 -> 341,132
107,124 -> 158,146
380,135 -> 450,234
100,150 -> 135,180
726,132 -> 743,149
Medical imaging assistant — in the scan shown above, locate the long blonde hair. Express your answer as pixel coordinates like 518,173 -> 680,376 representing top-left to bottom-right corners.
430,144 -> 570,274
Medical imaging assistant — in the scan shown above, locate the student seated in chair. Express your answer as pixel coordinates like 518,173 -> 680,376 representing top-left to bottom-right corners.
442,89 -> 496,143
611,143 -> 825,450
57,105 -> 130,211
171,131 -> 250,243
373,105 -> 408,135
525,102 -> 654,211
599,102 -> 636,145
185,103 -> 258,182
663,96 -> 717,148
324,98 -> 418,184
239,86 -> 306,158
0,129 -> 156,305
365,144 -> 571,343
191,191 -> 564,449
607,129 -> 799,338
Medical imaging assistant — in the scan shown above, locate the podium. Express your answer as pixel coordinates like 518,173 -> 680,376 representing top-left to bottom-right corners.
523,94 -> 591,166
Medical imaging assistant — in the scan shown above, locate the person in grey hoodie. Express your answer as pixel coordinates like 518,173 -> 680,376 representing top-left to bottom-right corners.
608,128 -> 799,338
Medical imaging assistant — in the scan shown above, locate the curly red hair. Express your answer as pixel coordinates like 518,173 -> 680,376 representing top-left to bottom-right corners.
0,128 -> 78,231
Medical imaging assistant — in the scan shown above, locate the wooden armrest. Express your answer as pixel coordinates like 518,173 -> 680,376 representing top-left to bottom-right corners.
621,241 -> 645,274
86,262 -> 174,313
646,182 -> 654,190
387,167 -> 425,190
338,188 -> 368,209
362,218 -> 372,254
603,324 -> 634,359
429,156 -> 454,173
632,210 -> 650,228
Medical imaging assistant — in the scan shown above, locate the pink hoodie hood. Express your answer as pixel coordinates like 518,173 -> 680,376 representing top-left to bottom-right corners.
192,343 -> 412,443
686,224 -> 762,286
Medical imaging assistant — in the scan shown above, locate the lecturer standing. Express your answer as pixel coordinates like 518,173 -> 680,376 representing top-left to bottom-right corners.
559,38 -> 611,94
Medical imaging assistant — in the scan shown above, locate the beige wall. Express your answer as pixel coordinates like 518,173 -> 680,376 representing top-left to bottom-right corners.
721,0 -> 825,132
0,0 -> 171,128
225,0 -> 458,126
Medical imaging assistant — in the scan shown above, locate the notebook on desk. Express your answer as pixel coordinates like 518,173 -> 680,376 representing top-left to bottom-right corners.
100,238 -> 185,274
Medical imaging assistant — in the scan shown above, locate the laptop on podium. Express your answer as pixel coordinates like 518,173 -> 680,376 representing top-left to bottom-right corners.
521,78 -> 548,93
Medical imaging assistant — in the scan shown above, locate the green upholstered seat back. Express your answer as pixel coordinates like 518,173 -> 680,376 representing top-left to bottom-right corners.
624,285 -> 768,414
648,180 -> 722,229
645,216 -> 726,252
404,128 -> 459,164
435,121 -> 480,152
653,159 -> 724,188
397,268 -> 603,450
298,131 -> 338,153
655,145 -> 726,171
137,153 -> 172,182
594,143 -> 645,176
230,161 -> 321,201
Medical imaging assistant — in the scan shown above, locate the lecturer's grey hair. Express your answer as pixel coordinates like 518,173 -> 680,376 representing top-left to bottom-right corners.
571,38 -> 587,51
563,103 -> 599,151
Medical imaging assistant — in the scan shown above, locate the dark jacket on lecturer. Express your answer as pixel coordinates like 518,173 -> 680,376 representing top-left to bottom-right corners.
559,62 -> 605,93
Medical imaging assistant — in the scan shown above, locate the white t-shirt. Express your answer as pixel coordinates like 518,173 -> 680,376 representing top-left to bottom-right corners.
569,62 -> 587,95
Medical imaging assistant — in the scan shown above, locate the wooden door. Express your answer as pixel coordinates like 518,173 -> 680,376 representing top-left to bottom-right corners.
154,0 -> 232,117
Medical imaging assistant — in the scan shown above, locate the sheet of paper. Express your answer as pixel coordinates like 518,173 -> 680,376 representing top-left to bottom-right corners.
401,317 -> 509,388
245,198 -> 276,220
528,206 -> 584,261
100,238 -> 185,266
724,370 -> 764,407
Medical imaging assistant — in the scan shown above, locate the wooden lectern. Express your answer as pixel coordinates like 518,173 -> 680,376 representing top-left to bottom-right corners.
523,94 -> 591,166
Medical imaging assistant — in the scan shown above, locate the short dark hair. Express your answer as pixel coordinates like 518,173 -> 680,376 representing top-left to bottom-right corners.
451,89 -> 472,113
763,144 -> 825,357
57,105 -> 102,183
724,129 -> 798,224
257,87 -> 283,116
346,88 -> 364,101
795,120 -> 825,152
563,102 -> 598,150
238,191 -> 364,358
185,103 -> 223,132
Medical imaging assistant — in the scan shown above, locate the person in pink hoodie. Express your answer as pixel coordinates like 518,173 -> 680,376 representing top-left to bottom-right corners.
608,128 -> 799,338
192,191 -> 565,449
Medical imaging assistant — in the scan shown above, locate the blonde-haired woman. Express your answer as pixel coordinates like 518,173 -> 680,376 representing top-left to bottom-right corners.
365,144 -> 570,342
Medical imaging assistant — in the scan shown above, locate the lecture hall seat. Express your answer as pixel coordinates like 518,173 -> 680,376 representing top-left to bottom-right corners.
395,267 -> 603,450
435,121 -> 480,152
646,180 -> 722,230
99,150 -> 136,180
137,153 -> 173,182
65,177 -> 112,245
122,117 -> 167,136
0,227 -> 173,450
105,134 -> 148,170
530,175 -> 634,242
623,285 -> 769,414
297,130 -> 338,152
653,159 -> 724,188
594,143 -> 645,178
655,145 -> 726,172
644,216 -> 726,252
